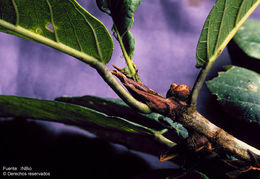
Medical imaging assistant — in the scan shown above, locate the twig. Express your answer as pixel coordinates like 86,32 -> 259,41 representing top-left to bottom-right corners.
112,70 -> 260,162
182,108 -> 260,161
93,61 -> 151,113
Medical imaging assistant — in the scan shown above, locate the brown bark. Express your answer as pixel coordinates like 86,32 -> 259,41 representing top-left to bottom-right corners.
182,108 -> 260,161
112,69 -> 260,162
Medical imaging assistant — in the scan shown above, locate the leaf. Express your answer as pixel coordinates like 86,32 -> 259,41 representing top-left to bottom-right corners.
206,66 -> 260,124
96,0 -> 141,59
56,95 -> 161,130
171,170 -> 209,179
193,170 -> 209,179
56,95 -> 188,138
117,65 -> 138,80
138,169 -> 209,179
233,19 -> 260,59
0,95 -> 155,135
0,95 -> 176,155
196,0 -> 260,68
227,20 -> 260,73
171,122 -> 189,139
0,0 -> 113,64
144,112 -> 188,139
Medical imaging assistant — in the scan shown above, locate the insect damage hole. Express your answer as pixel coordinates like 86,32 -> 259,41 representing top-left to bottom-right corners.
46,23 -> 55,32
36,28 -> 42,34
217,49 -> 222,55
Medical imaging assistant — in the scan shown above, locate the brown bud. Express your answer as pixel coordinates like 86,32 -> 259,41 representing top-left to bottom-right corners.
174,84 -> 190,101
166,83 -> 178,98
166,83 -> 190,101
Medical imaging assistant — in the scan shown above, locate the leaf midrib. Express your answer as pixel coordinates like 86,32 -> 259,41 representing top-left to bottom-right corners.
46,0 -> 60,42
11,0 -> 104,61
0,0 -> 110,65
0,19 -> 98,65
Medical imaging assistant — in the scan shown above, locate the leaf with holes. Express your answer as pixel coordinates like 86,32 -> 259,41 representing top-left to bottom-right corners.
96,0 -> 141,59
233,19 -> 260,59
206,66 -> 260,124
0,0 -> 113,64
196,0 -> 260,68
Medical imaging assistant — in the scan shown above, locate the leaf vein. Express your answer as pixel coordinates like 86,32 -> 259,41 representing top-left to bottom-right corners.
235,0 -> 245,25
63,6 -> 83,52
214,0 -> 227,54
69,0 -> 103,61
46,0 -> 59,43
11,0 -> 19,25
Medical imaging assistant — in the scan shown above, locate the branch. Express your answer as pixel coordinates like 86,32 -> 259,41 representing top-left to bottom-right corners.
112,70 -> 260,162
92,61 -> 151,113
182,108 -> 260,161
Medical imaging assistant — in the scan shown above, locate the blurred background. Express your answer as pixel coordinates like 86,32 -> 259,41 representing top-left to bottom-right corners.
0,0 -> 260,178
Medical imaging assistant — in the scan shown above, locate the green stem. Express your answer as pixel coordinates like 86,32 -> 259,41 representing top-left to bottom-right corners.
94,61 -> 151,113
154,131 -> 176,148
190,61 -> 214,106
113,25 -> 139,81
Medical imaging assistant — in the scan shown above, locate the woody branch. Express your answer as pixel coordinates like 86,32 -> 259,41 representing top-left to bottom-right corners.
111,69 -> 260,163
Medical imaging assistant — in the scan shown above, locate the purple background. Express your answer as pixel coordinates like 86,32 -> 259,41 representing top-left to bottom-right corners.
0,0 -> 217,100
1,0 -> 260,177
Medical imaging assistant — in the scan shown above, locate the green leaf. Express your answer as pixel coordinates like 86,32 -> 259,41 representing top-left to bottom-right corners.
56,95 -> 160,130
0,0 -> 113,64
170,170 -> 209,179
96,0 -> 141,59
206,66 -> 260,124
120,66 -> 138,79
0,95 -> 177,155
0,95 -> 156,135
144,113 -> 188,139
233,19 -> 260,59
196,0 -> 260,68
194,171 -> 209,179
56,95 -> 189,139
